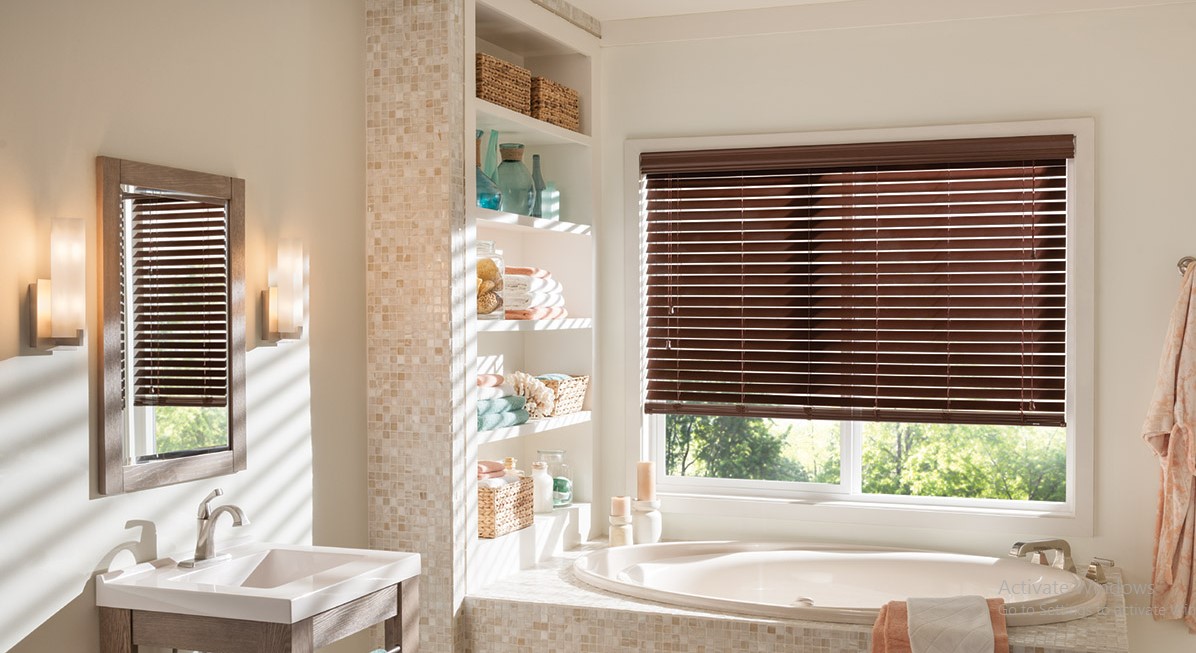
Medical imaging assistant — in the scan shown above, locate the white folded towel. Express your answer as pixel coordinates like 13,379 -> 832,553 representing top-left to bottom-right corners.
504,292 -> 566,310
478,383 -> 515,400
504,274 -> 563,294
906,596 -> 995,653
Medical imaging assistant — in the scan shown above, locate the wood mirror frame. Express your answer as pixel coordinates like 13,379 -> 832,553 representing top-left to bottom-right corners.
96,156 -> 246,495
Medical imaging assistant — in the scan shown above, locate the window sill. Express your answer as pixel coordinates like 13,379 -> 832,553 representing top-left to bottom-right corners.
658,490 -> 1092,537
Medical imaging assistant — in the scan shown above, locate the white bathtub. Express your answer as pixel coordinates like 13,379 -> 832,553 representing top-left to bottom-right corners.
573,542 -> 1105,626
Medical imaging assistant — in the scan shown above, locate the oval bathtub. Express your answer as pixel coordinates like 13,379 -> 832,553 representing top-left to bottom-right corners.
572,541 -> 1105,626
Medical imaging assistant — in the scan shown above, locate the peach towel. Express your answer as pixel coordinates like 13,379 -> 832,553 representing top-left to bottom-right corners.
477,460 -> 505,475
477,374 -> 504,387
505,307 -> 568,320
1142,265 -> 1196,629
505,265 -> 551,278
871,598 -> 1008,653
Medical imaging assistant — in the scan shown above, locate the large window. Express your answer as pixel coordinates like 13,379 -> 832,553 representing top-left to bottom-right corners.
636,126 -> 1090,516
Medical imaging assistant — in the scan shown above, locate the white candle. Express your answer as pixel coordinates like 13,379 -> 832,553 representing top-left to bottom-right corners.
637,461 -> 656,501
610,495 -> 631,517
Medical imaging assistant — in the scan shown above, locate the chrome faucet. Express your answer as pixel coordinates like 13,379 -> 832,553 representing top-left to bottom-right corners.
179,489 -> 249,568
1010,538 -> 1076,573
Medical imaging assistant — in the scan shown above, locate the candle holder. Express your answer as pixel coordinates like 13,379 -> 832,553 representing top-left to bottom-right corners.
609,514 -> 633,547
632,499 -> 661,544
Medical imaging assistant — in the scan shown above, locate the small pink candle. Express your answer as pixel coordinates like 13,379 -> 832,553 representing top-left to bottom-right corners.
610,495 -> 631,517
637,461 -> 656,501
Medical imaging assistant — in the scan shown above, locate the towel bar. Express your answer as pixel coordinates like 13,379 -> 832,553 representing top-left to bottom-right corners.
1180,256 -> 1195,275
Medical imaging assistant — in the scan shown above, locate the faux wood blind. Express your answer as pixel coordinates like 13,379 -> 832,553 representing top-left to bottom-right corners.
642,134 -> 1074,427
128,195 -> 231,407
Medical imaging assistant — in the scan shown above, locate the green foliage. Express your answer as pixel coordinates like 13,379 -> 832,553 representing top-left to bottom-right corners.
154,406 -> 228,454
664,415 -> 1066,502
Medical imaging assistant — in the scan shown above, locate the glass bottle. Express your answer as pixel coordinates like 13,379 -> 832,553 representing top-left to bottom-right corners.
530,154 -> 546,217
476,240 -> 504,320
475,130 -> 501,211
532,462 -> 554,513
495,143 -> 535,215
538,449 -> 572,508
483,129 -> 500,180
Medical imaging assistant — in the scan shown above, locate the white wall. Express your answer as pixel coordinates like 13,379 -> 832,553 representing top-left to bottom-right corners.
598,2 -> 1196,649
0,1 -> 367,651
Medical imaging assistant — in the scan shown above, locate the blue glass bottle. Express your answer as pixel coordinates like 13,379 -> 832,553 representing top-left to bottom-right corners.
475,130 -> 501,210
530,154 -> 546,218
495,143 -> 534,215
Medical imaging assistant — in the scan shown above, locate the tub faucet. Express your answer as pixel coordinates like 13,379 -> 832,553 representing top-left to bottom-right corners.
179,488 -> 249,568
1010,538 -> 1076,573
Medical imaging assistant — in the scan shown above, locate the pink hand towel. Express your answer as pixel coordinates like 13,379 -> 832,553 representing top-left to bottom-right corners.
504,266 -> 551,278
478,460 -> 505,475
505,307 -> 568,320
871,598 -> 1008,653
478,374 -> 505,387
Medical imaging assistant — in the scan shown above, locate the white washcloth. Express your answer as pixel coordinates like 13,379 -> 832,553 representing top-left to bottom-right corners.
478,383 -> 515,400
504,274 -> 563,294
906,596 -> 994,653
505,291 -> 566,310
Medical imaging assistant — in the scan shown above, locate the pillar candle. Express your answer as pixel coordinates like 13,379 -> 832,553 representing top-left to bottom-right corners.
610,495 -> 631,517
637,461 -> 656,501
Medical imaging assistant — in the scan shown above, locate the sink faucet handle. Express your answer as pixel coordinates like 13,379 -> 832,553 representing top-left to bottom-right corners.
197,488 -> 224,519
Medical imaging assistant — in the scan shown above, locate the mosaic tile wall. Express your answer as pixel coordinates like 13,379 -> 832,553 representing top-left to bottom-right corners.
365,1 -> 467,652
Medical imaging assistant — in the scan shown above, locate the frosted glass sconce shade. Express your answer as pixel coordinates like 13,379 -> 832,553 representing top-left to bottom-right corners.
262,239 -> 304,341
29,217 -> 86,349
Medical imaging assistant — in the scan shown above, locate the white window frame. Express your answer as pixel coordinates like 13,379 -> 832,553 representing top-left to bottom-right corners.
623,119 -> 1095,536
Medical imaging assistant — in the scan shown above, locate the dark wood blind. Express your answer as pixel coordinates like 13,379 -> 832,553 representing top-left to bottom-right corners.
642,134 -> 1073,427
128,195 -> 231,407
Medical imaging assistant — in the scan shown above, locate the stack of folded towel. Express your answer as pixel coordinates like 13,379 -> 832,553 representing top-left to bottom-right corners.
872,595 -> 1008,653
477,374 -> 530,430
504,266 -> 568,320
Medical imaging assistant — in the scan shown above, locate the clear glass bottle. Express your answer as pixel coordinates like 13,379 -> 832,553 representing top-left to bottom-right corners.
531,461 -> 554,513
495,143 -> 535,215
503,456 -> 523,482
530,154 -> 546,217
475,130 -> 501,210
476,240 -> 504,320
538,449 -> 572,508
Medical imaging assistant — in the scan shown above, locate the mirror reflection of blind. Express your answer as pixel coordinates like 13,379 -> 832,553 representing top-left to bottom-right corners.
128,195 -> 230,407
640,134 -> 1074,428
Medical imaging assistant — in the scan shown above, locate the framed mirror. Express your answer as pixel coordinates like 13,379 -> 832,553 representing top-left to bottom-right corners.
96,157 -> 246,494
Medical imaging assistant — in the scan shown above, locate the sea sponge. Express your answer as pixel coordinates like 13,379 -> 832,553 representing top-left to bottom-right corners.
478,291 -> 500,315
477,258 -> 500,281
509,371 -> 554,418
478,278 -> 496,296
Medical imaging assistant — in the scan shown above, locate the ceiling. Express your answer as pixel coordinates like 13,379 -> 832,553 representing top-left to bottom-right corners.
566,0 -> 855,22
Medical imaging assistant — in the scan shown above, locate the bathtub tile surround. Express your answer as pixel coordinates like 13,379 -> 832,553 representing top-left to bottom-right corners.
460,547 -> 1128,653
365,0 -> 468,651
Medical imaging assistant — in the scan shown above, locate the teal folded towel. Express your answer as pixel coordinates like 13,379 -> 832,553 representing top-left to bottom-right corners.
536,373 -> 572,381
478,395 -> 526,415
478,409 -> 530,431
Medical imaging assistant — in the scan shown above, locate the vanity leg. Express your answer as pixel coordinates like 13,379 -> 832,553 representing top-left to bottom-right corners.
385,576 -> 419,653
263,620 -> 313,652
99,607 -> 136,653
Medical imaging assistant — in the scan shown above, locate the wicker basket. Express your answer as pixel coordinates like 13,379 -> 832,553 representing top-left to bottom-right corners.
478,476 -> 533,539
531,76 -> 581,132
541,375 -> 589,416
476,53 -> 531,115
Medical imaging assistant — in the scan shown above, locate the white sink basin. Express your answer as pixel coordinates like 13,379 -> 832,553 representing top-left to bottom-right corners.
96,542 -> 420,624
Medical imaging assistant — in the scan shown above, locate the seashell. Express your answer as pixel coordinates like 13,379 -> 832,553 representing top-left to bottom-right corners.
509,371 -> 554,418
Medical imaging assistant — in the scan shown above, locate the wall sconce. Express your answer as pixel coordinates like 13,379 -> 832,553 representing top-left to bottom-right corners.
262,239 -> 304,341
28,218 -> 86,350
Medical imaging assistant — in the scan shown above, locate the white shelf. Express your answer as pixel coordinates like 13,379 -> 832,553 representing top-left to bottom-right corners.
478,318 -> 592,332
468,501 -> 591,592
473,207 -> 591,236
476,99 -> 591,147
477,411 -> 591,445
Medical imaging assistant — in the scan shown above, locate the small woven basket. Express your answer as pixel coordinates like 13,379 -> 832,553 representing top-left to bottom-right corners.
531,76 -> 581,132
476,53 -> 531,115
541,375 -> 589,416
478,476 -> 533,539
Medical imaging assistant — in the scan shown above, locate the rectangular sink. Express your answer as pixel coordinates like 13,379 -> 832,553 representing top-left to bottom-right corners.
96,542 -> 420,624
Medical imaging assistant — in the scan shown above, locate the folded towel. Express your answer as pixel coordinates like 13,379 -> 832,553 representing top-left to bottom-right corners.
536,373 -> 572,381
871,597 -> 1007,653
478,383 -> 516,400
478,469 -> 506,480
505,307 -> 569,320
479,477 -> 506,489
478,409 -> 530,431
477,374 -> 504,387
504,274 -> 564,294
478,395 -> 527,415
504,292 -> 566,310
478,460 -> 506,475
505,265 -> 551,278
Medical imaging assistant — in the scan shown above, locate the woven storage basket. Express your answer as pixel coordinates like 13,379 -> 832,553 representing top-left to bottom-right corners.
476,53 -> 531,115
478,476 -> 533,539
541,375 -> 589,417
531,76 -> 581,132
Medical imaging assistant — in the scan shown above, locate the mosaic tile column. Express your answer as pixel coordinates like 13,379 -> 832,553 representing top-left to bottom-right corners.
366,1 -> 467,652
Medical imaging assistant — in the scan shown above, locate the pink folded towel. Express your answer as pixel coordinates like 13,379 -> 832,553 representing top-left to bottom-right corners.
505,307 -> 568,320
478,470 -> 506,480
478,460 -> 505,475
477,374 -> 504,387
871,598 -> 1008,653
505,266 -> 551,278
